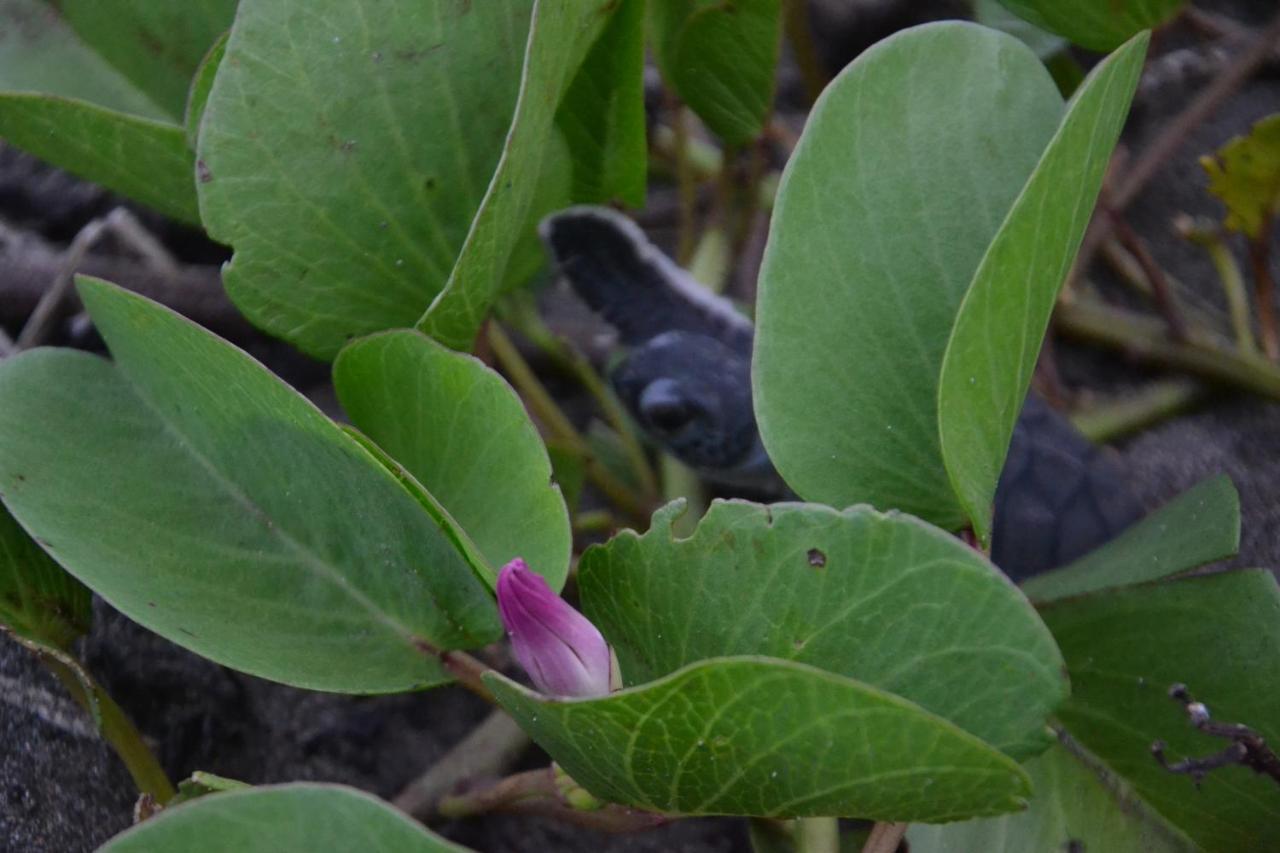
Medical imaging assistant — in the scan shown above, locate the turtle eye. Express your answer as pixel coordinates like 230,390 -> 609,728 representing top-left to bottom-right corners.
638,378 -> 699,433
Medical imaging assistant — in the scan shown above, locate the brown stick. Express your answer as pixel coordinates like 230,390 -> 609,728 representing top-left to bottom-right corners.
393,710 -> 530,819
1109,210 -> 1188,341
1248,216 -> 1278,360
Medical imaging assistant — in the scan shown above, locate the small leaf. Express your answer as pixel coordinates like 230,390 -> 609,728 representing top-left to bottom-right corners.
416,0 -> 620,350
1041,570 -> 1280,853
580,500 -> 1066,759
168,772 -> 250,807
650,0 -> 782,145
755,22 -> 1063,527
555,0 -> 647,207
0,94 -> 199,223
907,739 -> 1196,853
48,0 -> 237,119
972,0 -> 1066,60
184,31 -> 227,150
488,657 -> 1031,821
1022,474 -> 1239,603
937,31 -> 1146,542
1201,113 -> 1280,240
197,0 -> 537,359
0,279 -> 500,693
101,784 -> 473,852
995,0 -> 1184,51
334,330 -> 571,591
0,503 -> 91,651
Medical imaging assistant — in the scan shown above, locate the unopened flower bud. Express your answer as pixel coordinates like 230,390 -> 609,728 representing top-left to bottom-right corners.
497,558 -> 612,698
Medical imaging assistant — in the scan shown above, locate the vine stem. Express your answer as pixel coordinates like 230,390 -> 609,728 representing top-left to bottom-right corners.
486,322 -> 651,522
42,654 -> 175,803
782,0 -> 829,103
393,709 -> 529,819
436,767 -> 667,833
794,816 -> 839,853
1248,217 -> 1278,360
861,821 -> 908,853
1055,296 -> 1280,399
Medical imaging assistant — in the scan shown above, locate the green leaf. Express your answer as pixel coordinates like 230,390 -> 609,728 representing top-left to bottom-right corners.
0,95 -> 199,223
907,739 -> 1196,853
101,784 -> 473,852
196,0 -> 537,359
1022,474 -> 1240,603
48,0 -> 237,119
334,330 -> 571,591
184,30 -> 228,150
995,0 -> 1183,52
1202,113 -> 1280,240
555,0 -> 647,207
488,657 -> 1031,820
937,32 -> 1146,542
0,0 -> 206,223
754,22 -> 1063,527
416,0 -> 619,350
1041,570 -> 1280,853
0,278 -> 499,693
650,0 -> 781,145
0,503 -> 90,652
972,0 -> 1066,60
0,0 -> 168,118
168,771 -> 250,808
580,500 -> 1066,759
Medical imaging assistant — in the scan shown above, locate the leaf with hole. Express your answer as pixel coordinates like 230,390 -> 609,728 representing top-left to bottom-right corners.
0,278 -> 500,693
580,499 -> 1066,759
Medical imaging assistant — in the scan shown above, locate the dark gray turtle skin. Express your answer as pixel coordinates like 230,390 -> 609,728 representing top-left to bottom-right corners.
540,206 -> 1144,579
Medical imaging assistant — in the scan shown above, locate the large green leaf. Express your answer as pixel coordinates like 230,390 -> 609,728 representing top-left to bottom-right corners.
554,0 -> 646,207
0,503 -> 90,651
101,784 -> 472,852
334,330 -> 571,590
0,279 -> 499,693
0,95 -> 199,222
197,0 -> 536,359
1042,570 -> 1280,853
996,0 -> 1183,51
489,657 -> 1031,820
908,739 -> 1196,853
416,0 -> 618,350
579,500 -> 1065,759
753,23 -> 1063,527
938,32 -> 1146,542
1022,474 -> 1239,603
649,0 -> 781,145
48,0 -> 237,119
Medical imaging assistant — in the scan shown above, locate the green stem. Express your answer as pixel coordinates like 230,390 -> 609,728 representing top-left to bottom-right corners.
1070,379 -> 1208,443
572,509 -> 617,535
795,817 -> 840,853
1179,218 -> 1258,356
782,0 -> 829,103
44,655 -> 175,803
500,300 -> 659,500
487,323 -> 650,522
1055,297 -> 1280,400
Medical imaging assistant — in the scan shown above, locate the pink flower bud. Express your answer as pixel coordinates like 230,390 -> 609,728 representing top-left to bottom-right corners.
497,558 -> 613,698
